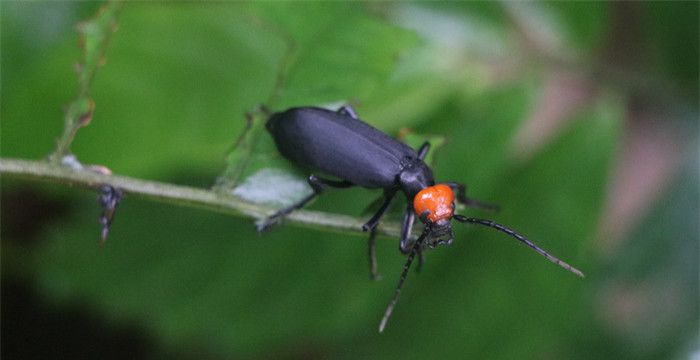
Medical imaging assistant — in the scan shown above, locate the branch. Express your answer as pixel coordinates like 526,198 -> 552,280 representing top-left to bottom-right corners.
0,158 -> 405,239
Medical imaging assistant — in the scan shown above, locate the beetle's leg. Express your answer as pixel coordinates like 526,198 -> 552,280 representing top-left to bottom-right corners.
378,226 -> 431,333
399,204 -> 416,254
417,141 -> 431,160
257,175 -> 353,231
445,181 -> 500,211
337,105 -> 359,120
361,189 -> 397,280
415,250 -> 425,273
367,228 -> 382,280
362,189 -> 398,232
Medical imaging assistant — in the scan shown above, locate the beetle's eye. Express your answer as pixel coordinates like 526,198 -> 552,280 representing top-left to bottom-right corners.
413,184 -> 455,222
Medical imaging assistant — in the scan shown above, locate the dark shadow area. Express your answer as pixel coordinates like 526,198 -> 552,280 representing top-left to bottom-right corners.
1,278 -> 155,360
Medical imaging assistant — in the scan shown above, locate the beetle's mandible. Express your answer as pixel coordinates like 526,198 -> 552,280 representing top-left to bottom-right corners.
257,105 -> 584,332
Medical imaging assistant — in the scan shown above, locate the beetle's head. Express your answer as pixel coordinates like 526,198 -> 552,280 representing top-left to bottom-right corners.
413,184 -> 455,248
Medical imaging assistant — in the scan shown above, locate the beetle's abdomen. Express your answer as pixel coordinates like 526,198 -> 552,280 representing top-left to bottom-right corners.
267,107 -> 418,189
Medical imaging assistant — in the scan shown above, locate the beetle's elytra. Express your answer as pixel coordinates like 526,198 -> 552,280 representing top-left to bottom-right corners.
259,105 -> 583,332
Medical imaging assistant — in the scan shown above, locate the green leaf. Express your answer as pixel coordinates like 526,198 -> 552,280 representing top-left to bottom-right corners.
642,1 -> 699,104
213,108 -> 312,208
545,1 -> 609,52
248,2 -> 418,108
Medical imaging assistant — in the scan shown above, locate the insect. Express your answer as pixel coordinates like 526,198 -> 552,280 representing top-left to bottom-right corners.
258,105 -> 584,332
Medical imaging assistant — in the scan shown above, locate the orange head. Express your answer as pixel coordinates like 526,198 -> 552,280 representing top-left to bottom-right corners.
413,184 -> 455,224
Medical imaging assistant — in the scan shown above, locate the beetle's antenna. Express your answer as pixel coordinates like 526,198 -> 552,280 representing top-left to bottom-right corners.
378,226 -> 430,333
453,215 -> 584,278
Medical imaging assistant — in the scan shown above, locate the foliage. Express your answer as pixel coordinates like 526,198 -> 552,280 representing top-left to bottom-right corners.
1,2 -> 697,359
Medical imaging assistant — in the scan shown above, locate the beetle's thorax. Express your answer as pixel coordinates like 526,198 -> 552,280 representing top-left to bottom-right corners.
397,157 -> 434,198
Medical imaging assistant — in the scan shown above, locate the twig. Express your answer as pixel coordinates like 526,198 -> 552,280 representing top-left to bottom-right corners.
0,158 -> 405,239
50,1 -> 122,163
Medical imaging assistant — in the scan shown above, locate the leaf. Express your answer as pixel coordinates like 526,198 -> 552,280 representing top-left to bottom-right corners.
213,107 -> 313,208
248,2 -> 418,108
642,1 -> 699,104
544,1 -> 609,52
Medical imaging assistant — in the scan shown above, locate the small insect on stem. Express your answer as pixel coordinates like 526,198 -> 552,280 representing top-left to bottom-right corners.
257,105 -> 585,333
98,184 -> 123,247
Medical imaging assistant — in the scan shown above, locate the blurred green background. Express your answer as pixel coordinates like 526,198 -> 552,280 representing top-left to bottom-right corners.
2,2 -> 697,359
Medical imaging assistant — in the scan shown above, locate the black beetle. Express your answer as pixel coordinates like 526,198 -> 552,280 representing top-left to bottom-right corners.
258,105 -> 583,332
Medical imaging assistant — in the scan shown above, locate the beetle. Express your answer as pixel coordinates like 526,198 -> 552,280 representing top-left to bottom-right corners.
258,105 -> 584,332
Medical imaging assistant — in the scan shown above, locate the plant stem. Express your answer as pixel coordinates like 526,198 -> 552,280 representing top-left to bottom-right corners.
50,1 -> 122,163
0,158 -> 405,239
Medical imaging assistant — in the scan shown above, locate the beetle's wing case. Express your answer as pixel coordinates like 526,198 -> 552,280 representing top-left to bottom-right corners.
267,107 -> 418,189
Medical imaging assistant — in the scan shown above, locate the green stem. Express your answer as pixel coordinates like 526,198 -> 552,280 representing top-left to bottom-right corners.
0,158 -> 405,239
50,1 -> 122,163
